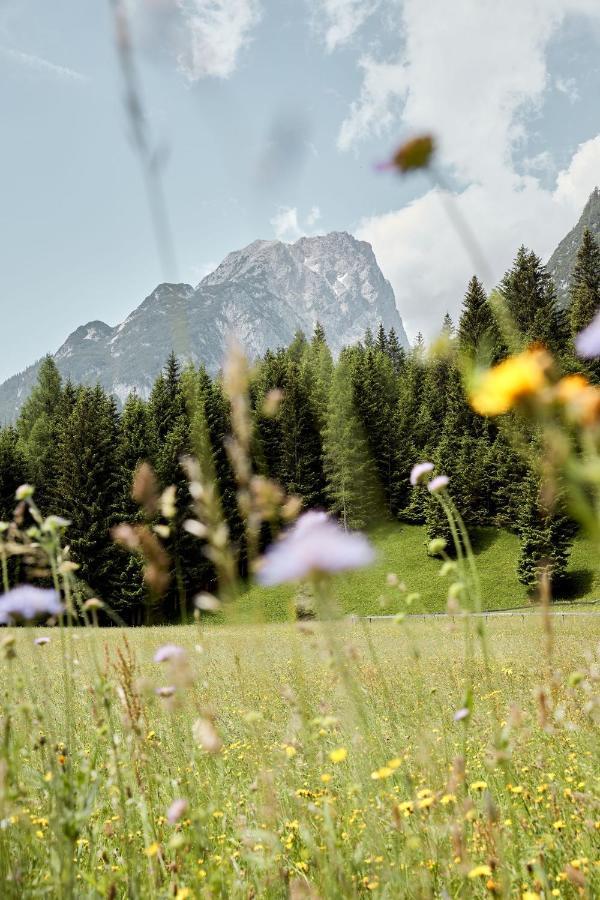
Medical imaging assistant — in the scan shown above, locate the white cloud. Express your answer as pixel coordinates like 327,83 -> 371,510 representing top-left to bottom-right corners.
358,137 -> 600,339
310,0 -> 380,52
334,0 -> 600,339
1,47 -> 87,82
270,205 -> 323,241
176,0 -> 262,79
555,75 -> 579,102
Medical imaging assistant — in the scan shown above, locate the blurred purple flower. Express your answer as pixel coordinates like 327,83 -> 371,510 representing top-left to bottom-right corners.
454,707 -> 470,722
167,798 -> 188,824
34,636 -> 51,646
153,644 -> 185,663
575,311 -> 600,358
410,462 -> 434,486
256,511 -> 374,586
428,475 -> 449,493
0,586 -> 62,624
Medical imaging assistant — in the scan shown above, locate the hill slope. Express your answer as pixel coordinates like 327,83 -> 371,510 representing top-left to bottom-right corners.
547,187 -> 600,305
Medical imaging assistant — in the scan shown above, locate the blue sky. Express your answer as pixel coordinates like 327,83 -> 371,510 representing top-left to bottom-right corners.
1,0 -> 600,382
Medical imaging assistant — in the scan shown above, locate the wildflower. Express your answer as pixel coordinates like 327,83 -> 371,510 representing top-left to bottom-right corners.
153,644 -> 185,663
468,864 -> 492,879
454,707 -> 470,722
410,462 -> 434,486
0,586 -> 63,624
469,348 -> 549,416
34,637 -> 50,646
156,686 -> 176,698
575,309 -> 600,357
552,819 -> 566,830
83,598 -> 103,611
470,780 -> 488,792
256,511 -> 374,586
144,842 -> 160,857
329,747 -> 347,764
371,767 -> 394,780
427,475 -> 449,493
15,484 -> 34,501
194,592 -> 221,613
378,135 -> 435,173
192,717 -> 222,753
555,373 -> 600,424
321,773 -> 332,783
167,799 -> 188,824
284,745 -> 297,759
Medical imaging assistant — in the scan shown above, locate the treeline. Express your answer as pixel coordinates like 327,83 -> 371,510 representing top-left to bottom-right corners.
1,230 -> 599,620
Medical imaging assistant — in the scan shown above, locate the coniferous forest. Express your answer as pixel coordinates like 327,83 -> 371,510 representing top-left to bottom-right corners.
1,233 -> 599,623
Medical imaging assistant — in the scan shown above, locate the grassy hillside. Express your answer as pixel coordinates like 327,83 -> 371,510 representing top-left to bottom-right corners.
224,522 -> 600,625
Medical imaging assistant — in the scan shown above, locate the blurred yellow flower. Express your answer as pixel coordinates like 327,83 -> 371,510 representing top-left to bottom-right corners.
468,864 -> 492,878
555,373 -> 600,424
470,348 -> 549,416
329,747 -> 348,764
144,842 -> 160,857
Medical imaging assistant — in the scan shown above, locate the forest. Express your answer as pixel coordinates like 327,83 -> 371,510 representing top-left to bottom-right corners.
1,230 -> 599,624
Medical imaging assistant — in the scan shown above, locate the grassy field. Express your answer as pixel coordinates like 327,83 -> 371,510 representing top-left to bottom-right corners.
227,523 -> 600,624
1,615 -> 599,897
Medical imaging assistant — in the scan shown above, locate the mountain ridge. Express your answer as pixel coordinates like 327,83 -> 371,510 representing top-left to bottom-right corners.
0,231 -> 408,423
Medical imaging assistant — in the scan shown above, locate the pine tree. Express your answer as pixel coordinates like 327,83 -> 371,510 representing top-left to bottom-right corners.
323,351 -> 381,529
55,386 -> 122,604
569,228 -> 600,362
278,359 -> 326,507
0,427 -> 27,521
16,356 -> 64,511
458,276 -> 497,358
386,328 -> 406,374
499,247 -> 569,355
517,468 -> 576,591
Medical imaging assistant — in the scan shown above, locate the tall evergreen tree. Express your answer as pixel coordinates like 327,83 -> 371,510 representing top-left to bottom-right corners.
16,356 -> 64,511
517,468 -> 576,591
0,427 -> 27,521
278,359 -> 327,507
569,228 -> 600,375
458,276 -> 497,358
323,351 -> 381,529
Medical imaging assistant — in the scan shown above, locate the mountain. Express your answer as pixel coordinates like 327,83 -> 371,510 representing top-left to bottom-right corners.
547,187 -> 600,304
0,232 -> 408,423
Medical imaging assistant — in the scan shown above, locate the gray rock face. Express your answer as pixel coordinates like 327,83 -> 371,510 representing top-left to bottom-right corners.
0,232 -> 408,423
547,187 -> 600,305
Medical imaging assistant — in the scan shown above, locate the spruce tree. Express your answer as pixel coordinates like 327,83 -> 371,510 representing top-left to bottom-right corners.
278,359 -> 327,507
323,351 -> 381,529
569,228 -> 600,379
458,276 -> 497,358
517,468 -> 576,591
386,328 -> 406,374
0,427 -> 27,521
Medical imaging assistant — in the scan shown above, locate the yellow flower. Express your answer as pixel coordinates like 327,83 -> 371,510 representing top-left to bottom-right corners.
371,766 -> 394,780
522,893 -> 541,900
468,864 -> 492,879
284,745 -> 297,759
470,348 -> 549,416
144,842 -> 160,857
555,373 -> 600,424
552,819 -> 566,831
329,747 -> 348,764
470,780 -> 488,792
320,773 -> 332,784
441,793 -> 456,805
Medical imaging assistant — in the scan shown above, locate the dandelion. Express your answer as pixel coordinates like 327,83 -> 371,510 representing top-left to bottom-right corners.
427,475 -> 449,493
410,462 -> 434,486
0,586 -> 63,624
34,636 -> 50,646
153,644 -> 185,663
256,511 -> 374,586
469,347 -> 550,416
470,780 -> 488,792
166,799 -> 188,824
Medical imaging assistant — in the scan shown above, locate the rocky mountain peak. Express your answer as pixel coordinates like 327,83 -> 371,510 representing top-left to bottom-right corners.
547,188 -> 600,304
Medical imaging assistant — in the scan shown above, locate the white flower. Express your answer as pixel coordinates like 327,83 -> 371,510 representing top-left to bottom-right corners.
153,644 -> 185,663
34,636 -> 51,646
256,511 -> 374,586
427,475 -> 449,493
410,462 -> 434,486
576,310 -> 600,358
0,586 -> 63,624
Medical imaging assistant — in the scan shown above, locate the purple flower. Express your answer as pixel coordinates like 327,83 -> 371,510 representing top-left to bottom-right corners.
576,311 -> 600,358
410,462 -> 434,486
34,636 -> 51,646
0,586 -> 63,624
153,644 -> 185,663
256,511 -> 375,586
167,798 -> 188,824
454,707 -> 470,722
428,475 -> 449,493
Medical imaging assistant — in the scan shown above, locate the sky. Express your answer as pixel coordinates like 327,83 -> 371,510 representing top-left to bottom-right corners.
1,0 -> 600,382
